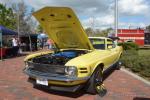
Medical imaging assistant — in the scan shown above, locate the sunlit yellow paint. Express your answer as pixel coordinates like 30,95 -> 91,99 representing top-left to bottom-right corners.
24,7 -> 123,86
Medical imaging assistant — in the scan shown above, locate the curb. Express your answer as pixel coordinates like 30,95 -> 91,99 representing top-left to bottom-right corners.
121,68 -> 150,86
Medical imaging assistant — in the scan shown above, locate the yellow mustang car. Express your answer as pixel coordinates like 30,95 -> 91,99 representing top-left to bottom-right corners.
23,7 -> 123,94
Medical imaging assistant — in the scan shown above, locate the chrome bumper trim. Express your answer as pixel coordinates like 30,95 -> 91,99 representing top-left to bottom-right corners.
23,68 -> 89,82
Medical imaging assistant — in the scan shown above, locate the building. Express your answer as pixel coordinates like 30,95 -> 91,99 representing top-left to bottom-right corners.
144,30 -> 150,45
117,29 -> 145,46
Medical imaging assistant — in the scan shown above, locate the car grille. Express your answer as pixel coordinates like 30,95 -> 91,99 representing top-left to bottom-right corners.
28,62 -> 66,75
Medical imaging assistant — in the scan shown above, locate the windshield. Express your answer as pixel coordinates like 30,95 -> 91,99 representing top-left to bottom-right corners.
89,38 -> 105,49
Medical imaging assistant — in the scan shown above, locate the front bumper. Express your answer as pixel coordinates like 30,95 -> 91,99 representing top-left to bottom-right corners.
28,77 -> 84,92
23,68 -> 89,92
24,68 -> 89,82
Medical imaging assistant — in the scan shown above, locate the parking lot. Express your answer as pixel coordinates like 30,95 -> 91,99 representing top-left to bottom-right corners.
0,51 -> 150,100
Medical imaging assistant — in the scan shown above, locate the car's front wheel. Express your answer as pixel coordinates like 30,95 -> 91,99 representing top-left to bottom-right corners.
86,66 -> 106,95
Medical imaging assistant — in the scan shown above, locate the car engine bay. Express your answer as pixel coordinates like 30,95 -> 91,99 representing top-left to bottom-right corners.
32,50 -> 88,65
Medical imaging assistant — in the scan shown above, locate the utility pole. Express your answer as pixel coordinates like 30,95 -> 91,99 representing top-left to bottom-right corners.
16,11 -> 22,54
115,0 -> 118,37
17,12 -> 20,40
14,12 -> 20,45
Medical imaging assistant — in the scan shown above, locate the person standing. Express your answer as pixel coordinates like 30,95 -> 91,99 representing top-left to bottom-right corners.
47,39 -> 54,50
12,36 -> 19,56
12,36 -> 18,47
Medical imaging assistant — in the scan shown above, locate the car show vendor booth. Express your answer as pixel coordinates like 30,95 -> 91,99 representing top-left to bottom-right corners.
0,25 -> 17,58
19,34 -> 38,51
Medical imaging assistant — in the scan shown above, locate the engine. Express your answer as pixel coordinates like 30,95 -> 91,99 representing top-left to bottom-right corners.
32,50 -> 87,65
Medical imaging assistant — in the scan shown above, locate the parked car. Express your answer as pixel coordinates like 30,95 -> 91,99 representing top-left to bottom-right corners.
23,7 -> 123,94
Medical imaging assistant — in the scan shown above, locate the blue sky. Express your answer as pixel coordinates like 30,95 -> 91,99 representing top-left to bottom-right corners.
0,0 -> 150,30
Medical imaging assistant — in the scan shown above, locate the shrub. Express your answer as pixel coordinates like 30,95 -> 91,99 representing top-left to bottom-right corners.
141,70 -> 150,77
118,42 -> 139,50
120,49 -> 150,79
120,50 -> 138,68
131,64 -> 143,73
138,56 -> 150,77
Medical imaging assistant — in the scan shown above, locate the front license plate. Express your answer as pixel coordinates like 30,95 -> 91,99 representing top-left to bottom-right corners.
36,78 -> 48,86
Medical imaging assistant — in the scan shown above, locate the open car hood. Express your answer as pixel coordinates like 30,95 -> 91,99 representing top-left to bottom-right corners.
33,7 -> 94,50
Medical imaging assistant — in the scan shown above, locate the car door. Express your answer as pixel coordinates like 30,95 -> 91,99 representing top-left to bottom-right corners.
106,39 -> 119,64
89,38 -> 111,68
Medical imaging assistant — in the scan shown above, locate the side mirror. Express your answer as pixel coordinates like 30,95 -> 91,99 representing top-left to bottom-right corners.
107,45 -> 113,49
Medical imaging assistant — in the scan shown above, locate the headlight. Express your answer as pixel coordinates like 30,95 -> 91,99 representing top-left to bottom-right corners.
25,61 -> 29,68
65,66 -> 77,77
25,61 -> 33,68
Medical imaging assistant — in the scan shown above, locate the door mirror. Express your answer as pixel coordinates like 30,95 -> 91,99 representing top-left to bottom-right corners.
107,45 -> 112,49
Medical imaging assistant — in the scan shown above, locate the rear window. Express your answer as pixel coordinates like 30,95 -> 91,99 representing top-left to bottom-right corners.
89,38 -> 105,49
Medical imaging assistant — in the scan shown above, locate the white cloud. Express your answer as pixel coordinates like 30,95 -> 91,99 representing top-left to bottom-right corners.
0,0 -> 22,5
0,0 -> 11,4
118,0 -> 150,16
25,0 -> 150,29
1,0 -> 150,29
119,22 -> 147,29
82,15 -> 114,29
25,0 -> 115,30
25,0 -> 113,17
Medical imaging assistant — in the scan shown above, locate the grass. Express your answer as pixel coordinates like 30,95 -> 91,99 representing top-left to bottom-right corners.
138,50 -> 150,56
120,49 -> 150,81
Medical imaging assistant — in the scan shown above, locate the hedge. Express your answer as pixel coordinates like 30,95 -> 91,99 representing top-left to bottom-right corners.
118,42 -> 139,50
120,50 -> 150,80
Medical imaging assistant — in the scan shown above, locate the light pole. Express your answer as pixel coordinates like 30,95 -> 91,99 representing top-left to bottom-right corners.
115,0 -> 118,37
14,11 -> 22,54
14,11 -> 20,42
17,12 -> 20,40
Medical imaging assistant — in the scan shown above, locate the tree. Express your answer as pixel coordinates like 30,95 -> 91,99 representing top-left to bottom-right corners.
36,24 -> 43,33
11,1 -> 36,35
85,27 -> 93,36
146,25 -> 150,32
0,3 -> 16,30
100,28 -> 113,37
85,27 -> 113,37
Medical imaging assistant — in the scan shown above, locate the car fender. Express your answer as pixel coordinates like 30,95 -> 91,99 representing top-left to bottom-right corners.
90,61 -> 104,75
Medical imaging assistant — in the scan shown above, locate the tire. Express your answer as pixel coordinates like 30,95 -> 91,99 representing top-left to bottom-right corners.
86,66 -> 103,94
116,61 -> 122,70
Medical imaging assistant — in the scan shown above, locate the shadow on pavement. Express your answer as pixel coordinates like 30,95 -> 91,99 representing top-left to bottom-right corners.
33,85 -> 86,98
133,97 -> 150,100
103,66 -> 116,81
31,66 -> 117,98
